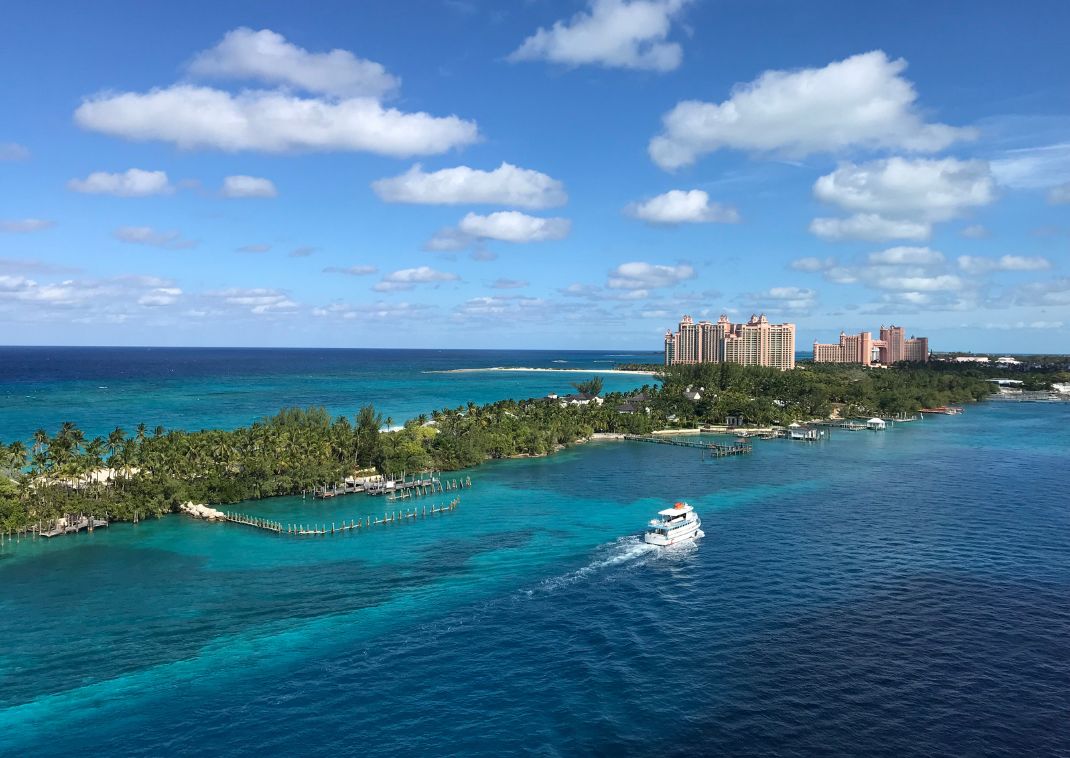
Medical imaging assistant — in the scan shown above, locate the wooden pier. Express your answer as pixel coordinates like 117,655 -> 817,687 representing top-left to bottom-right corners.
623,434 -> 752,456
311,472 -> 469,500
224,497 -> 461,537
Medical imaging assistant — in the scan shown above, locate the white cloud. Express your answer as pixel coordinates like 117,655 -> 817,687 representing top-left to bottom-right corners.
809,214 -> 931,242
222,175 -> 277,198
68,168 -> 172,196
75,85 -> 479,157
188,27 -> 398,99
1048,182 -> 1070,205
956,255 -> 1050,274
813,157 -> 995,222
509,0 -> 691,72
874,274 -> 964,292
113,225 -> 196,250
207,287 -> 298,314
0,218 -> 55,233
438,211 -> 571,244
1013,278 -> 1070,307
312,301 -> 432,320
745,286 -> 818,313
138,287 -> 182,307
607,261 -> 694,289
454,295 -> 549,319
868,246 -> 945,266
372,162 -> 566,209
237,243 -> 271,253
323,265 -> 378,276
374,266 -> 459,292
626,189 -> 740,224
649,51 -> 972,169
0,143 -> 31,161
991,143 -> 1070,190
289,246 -> 317,257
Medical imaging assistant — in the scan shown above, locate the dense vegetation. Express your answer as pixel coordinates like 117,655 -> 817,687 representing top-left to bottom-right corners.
0,362 -> 1012,531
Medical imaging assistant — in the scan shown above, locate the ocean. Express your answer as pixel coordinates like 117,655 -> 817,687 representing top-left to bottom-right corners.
1,349 -> 1068,756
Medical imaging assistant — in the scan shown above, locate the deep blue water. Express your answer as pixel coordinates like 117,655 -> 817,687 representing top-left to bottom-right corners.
0,351 -> 1068,756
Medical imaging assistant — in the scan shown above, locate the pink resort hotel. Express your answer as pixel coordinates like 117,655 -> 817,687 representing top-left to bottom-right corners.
813,325 -> 929,365
664,314 -> 797,370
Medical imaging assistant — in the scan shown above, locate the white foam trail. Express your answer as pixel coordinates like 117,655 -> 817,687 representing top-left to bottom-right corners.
532,536 -> 667,594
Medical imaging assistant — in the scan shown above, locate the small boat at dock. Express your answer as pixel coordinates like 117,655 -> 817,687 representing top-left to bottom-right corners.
644,502 -> 704,546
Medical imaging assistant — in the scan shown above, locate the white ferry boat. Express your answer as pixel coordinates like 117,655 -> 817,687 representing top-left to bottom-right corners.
644,502 -> 704,546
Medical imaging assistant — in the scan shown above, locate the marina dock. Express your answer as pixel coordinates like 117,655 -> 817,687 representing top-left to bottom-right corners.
623,434 -> 752,456
224,497 -> 461,537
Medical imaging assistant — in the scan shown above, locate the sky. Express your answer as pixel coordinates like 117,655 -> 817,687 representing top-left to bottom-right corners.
1,0 -> 1068,352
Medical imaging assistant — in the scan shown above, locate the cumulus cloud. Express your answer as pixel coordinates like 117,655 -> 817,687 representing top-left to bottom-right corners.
113,225 -> 196,250
813,157 -> 995,222
1,218 -> 55,233
458,211 -> 570,242
68,168 -> 172,196
649,51 -> 972,169
1049,182 -> 1070,205
0,273 -> 181,317
956,255 -> 1050,274
188,27 -> 398,99
744,286 -> 817,313
222,175 -> 277,198
1013,278 -> 1070,307
374,266 -> 459,292
429,212 -> 571,249
138,287 -> 183,306
236,243 -> 271,253
626,189 -> 740,224
323,265 -> 378,276
289,246 -> 317,257
607,261 -> 694,289
372,162 -> 566,209
868,246 -> 945,266
206,287 -> 297,315
76,86 -> 479,157
809,214 -> 931,242
509,0 -> 691,72
0,142 -> 31,161
312,301 -> 432,320
454,295 -> 549,320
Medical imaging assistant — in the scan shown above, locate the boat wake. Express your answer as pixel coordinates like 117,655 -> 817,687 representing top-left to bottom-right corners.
529,535 -> 695,596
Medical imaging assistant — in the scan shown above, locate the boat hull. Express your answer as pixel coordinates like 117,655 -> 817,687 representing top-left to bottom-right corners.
644,523 -> 704,546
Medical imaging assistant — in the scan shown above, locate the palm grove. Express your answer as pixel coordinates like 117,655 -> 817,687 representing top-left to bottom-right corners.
0,363 -> 999,531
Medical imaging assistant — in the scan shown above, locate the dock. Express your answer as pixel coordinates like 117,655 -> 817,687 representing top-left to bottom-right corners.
310,472 -> 469,500
623,434 -> 752,456
39,515 -> 109,538
224,497 -> 461,537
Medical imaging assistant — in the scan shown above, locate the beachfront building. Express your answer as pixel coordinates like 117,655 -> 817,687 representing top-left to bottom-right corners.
813,325 -> 929,365
663,314 -> 796,370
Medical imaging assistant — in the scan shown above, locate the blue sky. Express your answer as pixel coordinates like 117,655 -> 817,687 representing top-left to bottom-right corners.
1,0 -> 1068,351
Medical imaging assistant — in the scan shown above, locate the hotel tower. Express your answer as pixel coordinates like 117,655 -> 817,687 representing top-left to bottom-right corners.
813,325 -> 929,365
664,314 -> 796,370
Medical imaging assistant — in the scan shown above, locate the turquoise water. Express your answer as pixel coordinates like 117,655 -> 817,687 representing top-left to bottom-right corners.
1,395 -> 1068,755
2,353 -> 1070,753
0,347 -> 659,442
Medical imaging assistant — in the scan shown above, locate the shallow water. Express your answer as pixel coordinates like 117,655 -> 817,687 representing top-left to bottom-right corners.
0,346 -> 660,441
1,401 -> 1068,756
